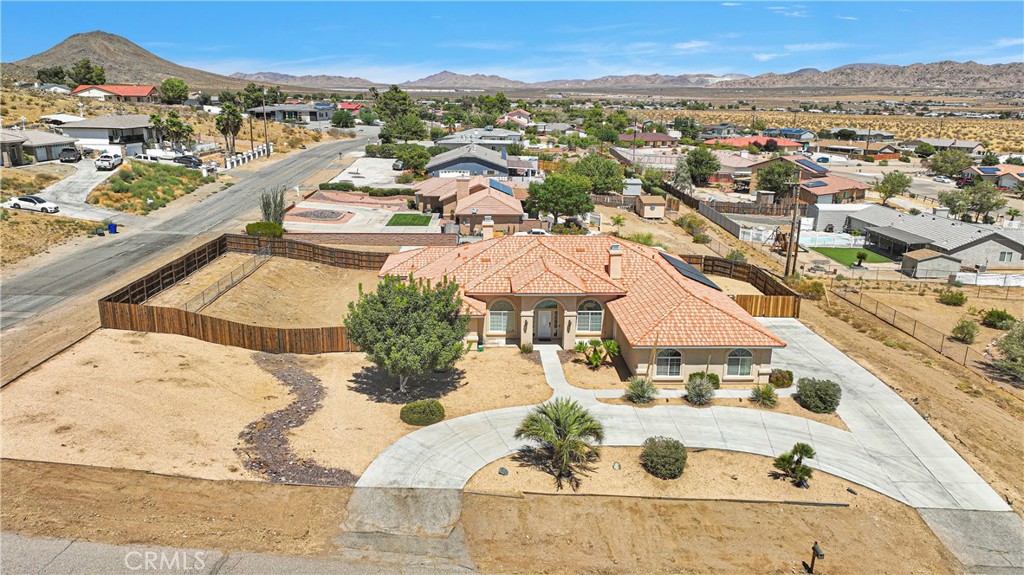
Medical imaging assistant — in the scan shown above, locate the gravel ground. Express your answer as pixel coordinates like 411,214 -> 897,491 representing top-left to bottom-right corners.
237,353 -> 358,486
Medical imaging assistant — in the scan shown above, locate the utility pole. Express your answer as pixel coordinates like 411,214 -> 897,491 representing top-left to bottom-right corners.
262,87 -> 270,153
784,170 -> 801,277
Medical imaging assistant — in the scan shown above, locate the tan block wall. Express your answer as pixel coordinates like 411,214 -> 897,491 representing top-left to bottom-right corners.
623,346 -> 773,385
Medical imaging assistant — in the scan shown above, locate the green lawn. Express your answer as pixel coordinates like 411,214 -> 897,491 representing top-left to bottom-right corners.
811,248 -> 893,267
386,213 -> 432,227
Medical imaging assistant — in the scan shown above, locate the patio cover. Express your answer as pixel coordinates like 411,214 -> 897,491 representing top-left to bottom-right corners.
865,225 -> 932,246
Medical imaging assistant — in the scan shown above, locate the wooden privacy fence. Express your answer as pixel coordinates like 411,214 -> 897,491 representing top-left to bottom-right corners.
678,254 -> 802,317
97,233 -> 385,354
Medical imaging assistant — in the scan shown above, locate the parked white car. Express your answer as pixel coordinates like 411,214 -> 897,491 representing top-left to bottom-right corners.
95,153 -> 123,170
132,153 -> 160,163
514,228 -> 551,236
932,176 -> 953,184
5,195 -> 60,214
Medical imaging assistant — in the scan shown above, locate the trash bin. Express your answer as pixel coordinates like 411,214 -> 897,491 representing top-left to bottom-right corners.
477,343 -> 484,352
107,222 -> 117,234
95,227 -> 105,236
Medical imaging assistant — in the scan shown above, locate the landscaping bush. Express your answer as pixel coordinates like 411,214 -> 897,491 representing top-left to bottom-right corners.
688,371 -> 720,389
319,181 -> 357,191
898,155 -> 911,163
244,221 -> 284,238
908,207 -> 921,215
981,309 -> 1017,330
795,378 -> 842,414
685,374 -> 716,406
750,383 -> 778,408
640,436 -> 687,479
725,249 -> 747,263
396,172 -> 415,184
519,341 -> 533,354
400,399 -> 445,426
937,288 -> 967,307
625,376 -> 658,404
692,233 -> 712,244
768,368 -> 793,389
952,317 -> 978,344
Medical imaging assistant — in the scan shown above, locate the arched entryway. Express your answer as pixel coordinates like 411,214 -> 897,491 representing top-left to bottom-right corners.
534,299 -> 561,342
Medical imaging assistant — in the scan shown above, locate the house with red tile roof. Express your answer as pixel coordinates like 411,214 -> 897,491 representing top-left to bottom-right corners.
454,187 -> 524,234
497,108 -> 531,128
70,84 -> 159,102
381,235 -> 786,383
413,176 -> 528,214
618,132 -> 680,148
704,136 -> 804,153
337,102 -> 364,113
750,155 -> 869,204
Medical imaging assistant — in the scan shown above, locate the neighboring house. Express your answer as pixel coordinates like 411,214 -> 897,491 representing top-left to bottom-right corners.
750,155 -> 868,205
337,102 -> 364,113
531,122 -> 572,134
699,123 -> 741,140
635,194 -> 667,219
497,108 -> 531,128
506,155 -> 540,178
899,249 -> 963,279
61,114 -> 157,157
619,132 -> 680,148
905,138 -> 985,156
710,150 -> 758,184
37,83 -> 72,95
961,164 -> 1024,188
39,113 -> 86,125
812,139 -> 901,159
762,127 -> 816,142
622,178 -> 643,197
70,84 -> 159,102
248,104 -> 333,125
413,175 -> 528,214
380,235 -> 786,383
1,130 -> 27,167
703,136 -> 803,153
0,129 -> 77,162
826,128 -> 895,142
454,187 -> 525,234
845,204 -> 1024,269
435,127 -> 522,152
425,144 -> 510,177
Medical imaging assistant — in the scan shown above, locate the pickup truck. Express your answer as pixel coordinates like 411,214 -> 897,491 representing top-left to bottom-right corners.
95,153 -> 123,171
58,147 -> 82,163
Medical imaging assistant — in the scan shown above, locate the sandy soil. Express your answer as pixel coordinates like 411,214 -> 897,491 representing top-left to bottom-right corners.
322,243 -> 401,253
145,252 -> 254,307
561,353 -> 634,389
0,209 -> 99,268
706,273 -> 764,295
865,290 -> 1022,350
203,258 -> 381,327
463,496 -> 958,575
597,204 -> 716,256
0,459 -> 350,556
0,330 -> 289,481
599,396 -> 848,430
289,347 -> 552,474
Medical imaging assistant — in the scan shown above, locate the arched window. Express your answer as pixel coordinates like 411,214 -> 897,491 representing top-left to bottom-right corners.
727,349 -> 753,377
489,300 -> 514,333
577,300 -> 603,333
655,349 -> 682,377
536,300 -> 558,310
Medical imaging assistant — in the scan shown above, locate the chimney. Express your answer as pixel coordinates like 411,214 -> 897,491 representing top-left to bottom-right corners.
608,243 -> 623,280
481,216 -> 494,239
456,178 -> 471,200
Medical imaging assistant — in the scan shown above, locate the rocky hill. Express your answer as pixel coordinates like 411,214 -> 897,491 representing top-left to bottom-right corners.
532,73 -> 750,89
713,61 -> 1024,90
230,72 -> 380,89
400,71 -> 528,89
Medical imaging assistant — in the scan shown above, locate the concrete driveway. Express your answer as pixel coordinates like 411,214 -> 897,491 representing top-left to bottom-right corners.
33,161 -> 130,222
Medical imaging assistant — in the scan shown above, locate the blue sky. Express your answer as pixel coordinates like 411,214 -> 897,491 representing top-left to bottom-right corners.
2,2 -> 1022,83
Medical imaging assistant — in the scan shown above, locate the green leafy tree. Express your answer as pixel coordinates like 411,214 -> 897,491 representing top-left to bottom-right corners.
938,188 -> 970,218
672,155 -> 693,193
358,109 -> 379,125
215,103 -> 243,154
928,149 -> 973,178
966,180 -> 1008,222
671,116 -> 702,140
159,77 -> 189,104
392,144 -> 431,172
590,125 -> 620,143
834,129 -> 857,141
505,142 -> 525,156
606,110 -> 631,132
750,117 -> 768,132
218,90 -> 238,105
345,275 -> 469,393
1005,156 -> 1024,166
514,398 -> 604,491
755,159 -> 798,194
686,147 -> 721,186
875,171 -> 913,205
68,58 -> 105,85
525,173 -> 594,223
36,66 -> 66,84
980,153 -> 1000,166
994,320 -> 1024,382
566,154 -> 624,194
374,85 -> 416,123
773,442 -> 816,487
380,112 -> 428,143
914,142 -> 936,158
331,110 -> 355,128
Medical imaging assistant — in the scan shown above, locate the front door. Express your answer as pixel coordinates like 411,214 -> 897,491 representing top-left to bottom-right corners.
536,310 -> 555,340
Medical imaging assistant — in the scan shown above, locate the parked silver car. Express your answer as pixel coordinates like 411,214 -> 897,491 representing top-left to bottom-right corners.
95,153 -> 123,171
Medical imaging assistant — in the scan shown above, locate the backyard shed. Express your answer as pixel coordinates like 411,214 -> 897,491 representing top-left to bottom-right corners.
635,194 -> 667,220
900,249 -> 962,279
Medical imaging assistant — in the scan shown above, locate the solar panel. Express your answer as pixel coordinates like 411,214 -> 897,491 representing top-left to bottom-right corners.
489,178 -> 514,196
659,253 -> 722,291
795,159 -> 827,173
978,167 -> 1000,174
803,180 -> 828,188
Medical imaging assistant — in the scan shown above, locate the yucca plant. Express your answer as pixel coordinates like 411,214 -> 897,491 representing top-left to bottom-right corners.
773,442 -> 816,487
575,339 -> 621,368
625,376 -> 658,404
514,398 -> 605,491
750,383 -> 778,408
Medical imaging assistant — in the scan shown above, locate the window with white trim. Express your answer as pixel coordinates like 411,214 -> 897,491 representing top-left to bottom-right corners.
727,349 -> 753,377
999,251 -> 1013,262
488,300 -> 514,333
655,349 -> 682,377
577,300 -> 603,333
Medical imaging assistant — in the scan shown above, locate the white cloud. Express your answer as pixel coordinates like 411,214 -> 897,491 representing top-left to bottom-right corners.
783,42 -> 850,52
767,5 -> 809,17
837,16 -> 858,21
753,53 -> 783,62
438,41 -> 519,51
995,38 -> 1024,47
721,2 -> 742,6
674,40 -> 712,52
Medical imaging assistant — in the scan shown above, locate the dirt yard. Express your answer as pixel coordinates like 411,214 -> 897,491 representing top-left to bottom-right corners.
0,163 -> 75,201
561,352 -> 634,389
864,290 -> 1022,349
0,209 -> 99,268
706,274 -> 763,295
289,347 -> 552,474
597,205 -> 716,256
145,252 -> 254,307
203,258 -> 381,327
0,330 -> 290,481
598,397 -> 848,430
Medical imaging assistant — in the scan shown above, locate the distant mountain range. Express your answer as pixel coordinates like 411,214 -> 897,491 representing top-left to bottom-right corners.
5,31 -> 1023,93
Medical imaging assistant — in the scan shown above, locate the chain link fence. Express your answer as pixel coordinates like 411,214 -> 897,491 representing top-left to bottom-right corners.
182,246 -> 271,313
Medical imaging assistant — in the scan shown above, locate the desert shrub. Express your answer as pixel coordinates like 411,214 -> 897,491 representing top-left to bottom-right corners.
640,437 -> 687,479
519,341 -> 533,354
952,318 -> 978,344
993,321 -> 1024,382
878,160 -> 889,166
625,376 -> 658,404
400,399 -> 445,426
981,309 -> 1017,330
937,288 -> 967,306
908,207 -> 921,215
795,378 -> 842,414
552,222 -> 589,235
685,374 -> 716,406
725,249 -> 747,263
244,221 -> 284,238
688,370 -> 720,389
692,233 -> 711,244
396,172 -> 415,184
768,368 -> 793,388
320,181 -> 357,191
750,383 -> 778,408
898,155 -> 911,163
864,156 -> 875,163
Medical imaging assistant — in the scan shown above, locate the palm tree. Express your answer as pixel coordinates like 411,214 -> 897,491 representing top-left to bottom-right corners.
215,103 -> 243,155
773,442 -> 816,487
514,398 -> 604,491
610,214 -> 626,232
1007,208 -> 1021,222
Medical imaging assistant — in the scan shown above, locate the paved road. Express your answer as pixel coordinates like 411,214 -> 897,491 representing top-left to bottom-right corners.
1,138 -> 369,330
